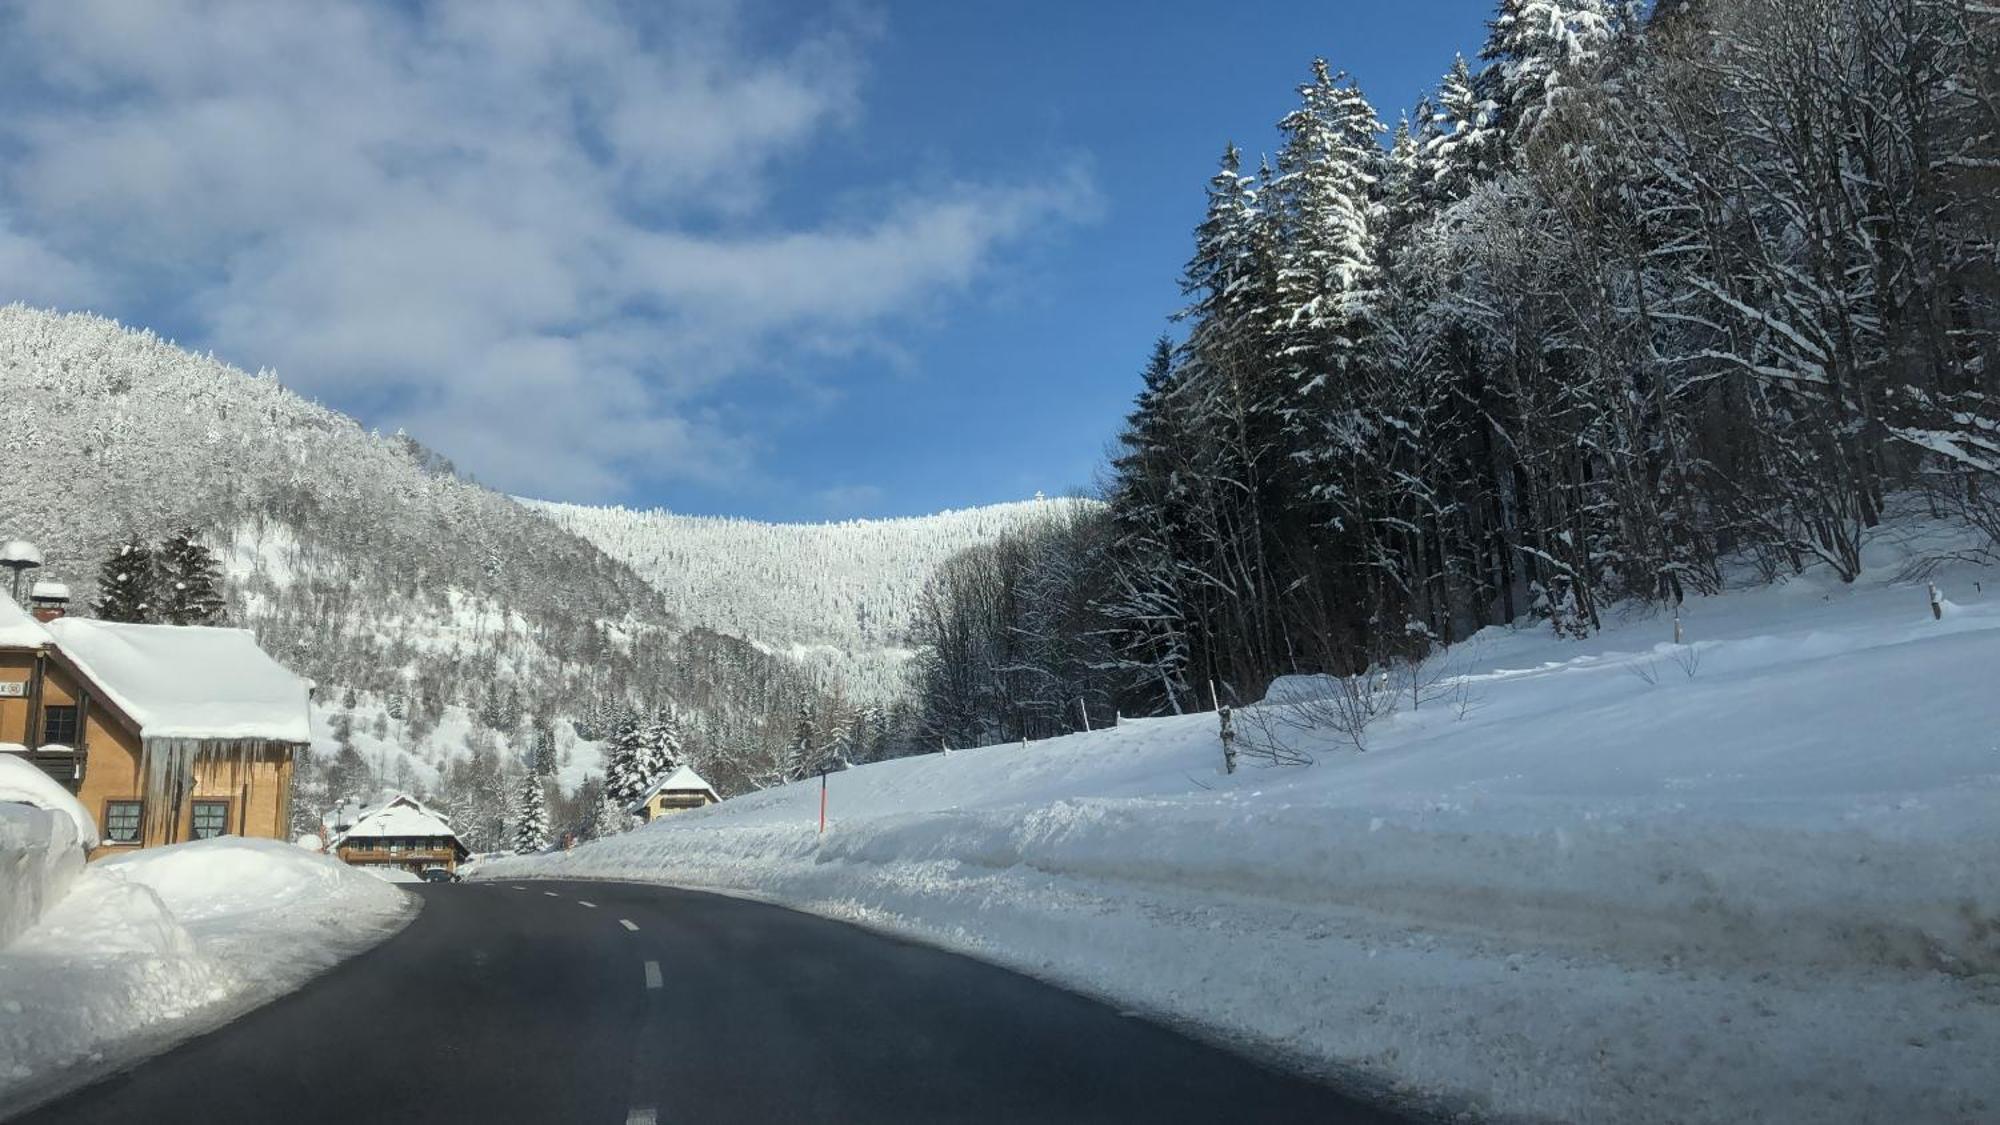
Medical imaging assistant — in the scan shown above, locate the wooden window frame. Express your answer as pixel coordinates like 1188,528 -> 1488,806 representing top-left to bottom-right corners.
101,799 -> 143,846
190,797 -> 232,841
41,703 -> 79,747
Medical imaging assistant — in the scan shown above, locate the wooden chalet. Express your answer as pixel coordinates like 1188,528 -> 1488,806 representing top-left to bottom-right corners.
630,764 -> 720,823
326,793 -> 470,875
0,587 -> 312,858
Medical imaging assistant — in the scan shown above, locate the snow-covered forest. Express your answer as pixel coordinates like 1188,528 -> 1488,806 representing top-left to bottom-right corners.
903,0 -> 2000,747
530,496 -> 1086,702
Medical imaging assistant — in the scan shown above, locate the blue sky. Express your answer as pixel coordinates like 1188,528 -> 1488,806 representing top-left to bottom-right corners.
0,0 -> 1494,521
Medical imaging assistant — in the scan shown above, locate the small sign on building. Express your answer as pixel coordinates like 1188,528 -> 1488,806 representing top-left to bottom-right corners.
0,681 -> 25,698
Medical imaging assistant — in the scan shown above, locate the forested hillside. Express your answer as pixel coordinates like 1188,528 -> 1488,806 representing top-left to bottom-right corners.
0,305 -> 834,843
530,496 -> 1083,702
904,0 -> 1999,747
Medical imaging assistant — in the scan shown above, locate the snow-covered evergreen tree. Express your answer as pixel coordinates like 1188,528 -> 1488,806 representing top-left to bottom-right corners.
785,703 -> 815,783
588,792 -> 629,839
603,713 -> 649,806
157,528 -> 226,626
1481,0 -> 1617,146
1425,54 -> 1500,200
512,773 -> 550,855
637,709 -> 683,789
92,536 -> 159,623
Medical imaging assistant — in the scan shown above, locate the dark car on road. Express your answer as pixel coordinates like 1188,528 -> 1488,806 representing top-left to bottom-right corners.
420,868 -> 457,883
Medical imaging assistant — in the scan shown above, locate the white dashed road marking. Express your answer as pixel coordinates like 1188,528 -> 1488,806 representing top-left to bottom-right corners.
619,919 -> 639,932
543,891 -> 559,898
644,961 -> 662,990
577,900 -> 597,909
627,1108 -> 657,1125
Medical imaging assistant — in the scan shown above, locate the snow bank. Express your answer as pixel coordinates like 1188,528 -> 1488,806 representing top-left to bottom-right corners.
483,546 -> 2000,1124
0,838 -> 413,1111
0,755 -> 95,947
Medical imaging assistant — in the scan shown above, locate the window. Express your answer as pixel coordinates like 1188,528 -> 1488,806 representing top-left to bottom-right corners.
191,800 -> 229,840
104,801 -> 142,845
41,704 -> 78,746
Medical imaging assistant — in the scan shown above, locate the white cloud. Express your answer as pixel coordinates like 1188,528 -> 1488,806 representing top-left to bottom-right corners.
0,0 -> 1091,500
814,483 -> 887,517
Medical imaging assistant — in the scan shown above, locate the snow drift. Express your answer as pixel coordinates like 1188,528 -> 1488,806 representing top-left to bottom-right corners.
482,542 -> 2000,1124
0,837 -> 414,1112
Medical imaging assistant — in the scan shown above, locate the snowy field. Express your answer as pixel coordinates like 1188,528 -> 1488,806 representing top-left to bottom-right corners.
481,532 -> 2000,1124
0,832 -> 414,1115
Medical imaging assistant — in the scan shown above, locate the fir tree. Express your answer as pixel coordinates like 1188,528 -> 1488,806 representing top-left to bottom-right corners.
588,790 -> 629,839
92,536 -> 159,623
603,713 -> 649,806
1425,54 -> 1500,200
636,709 -> 683,790
513,773 -> 550,855
784,703 -> 816,783
1481,0 -> 1616,146
157,528 -> 226,625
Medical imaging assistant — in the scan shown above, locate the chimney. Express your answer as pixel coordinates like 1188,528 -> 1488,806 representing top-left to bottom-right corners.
29,578 -> 70,622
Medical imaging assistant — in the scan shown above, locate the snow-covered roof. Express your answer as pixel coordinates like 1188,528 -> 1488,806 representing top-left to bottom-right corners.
0,540 -> 43,567
0,592 -> 52,649
328,792 -> 448,834
631,764 -> 718,810
43,617 -> 313,743
29,579 -> 70,601
335,801 -> 460,842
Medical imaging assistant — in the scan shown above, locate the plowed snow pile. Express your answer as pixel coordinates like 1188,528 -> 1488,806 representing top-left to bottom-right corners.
0,836 -> 414,1113
483,532 -> 2000,1124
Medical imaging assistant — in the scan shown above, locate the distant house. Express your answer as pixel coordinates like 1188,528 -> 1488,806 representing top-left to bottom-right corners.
630,764 -> 720,823
0,587 -> 313,857
327,793 -> 470,876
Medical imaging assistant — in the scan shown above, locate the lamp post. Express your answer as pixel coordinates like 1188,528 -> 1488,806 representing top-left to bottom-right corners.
0,540 -> 43,604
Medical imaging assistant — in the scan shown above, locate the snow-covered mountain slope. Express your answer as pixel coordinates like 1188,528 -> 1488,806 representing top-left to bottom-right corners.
483,527 -> 2000,1125
0,305 -> 823,796
528,496 -> 1093,701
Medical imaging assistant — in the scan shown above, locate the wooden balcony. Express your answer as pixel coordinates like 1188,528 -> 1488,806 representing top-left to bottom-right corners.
2,747 -> 81,792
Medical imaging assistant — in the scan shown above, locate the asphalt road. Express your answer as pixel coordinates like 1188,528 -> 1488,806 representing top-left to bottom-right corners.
18,880 -> 1412,1124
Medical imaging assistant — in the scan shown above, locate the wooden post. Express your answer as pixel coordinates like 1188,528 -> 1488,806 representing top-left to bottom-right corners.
1077,697 -> 1092,732
819,769 -> 828,835
1219,706 -> 1237,775
1929,583 -> 1943,621
1673,605 -> 1683,645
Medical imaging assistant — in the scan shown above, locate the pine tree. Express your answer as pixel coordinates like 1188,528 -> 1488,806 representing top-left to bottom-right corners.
531,723 -> 557,778
513,773 -> 550,854
157,528 -> 226,625
1481,0 -> 1616,147
1269,59 -> 1384,425
784,703 -> 816,783
92,536 -> 159,623
637,709 -> 683,789
1425,54 -> 1500,200
589,792 -> 629,838
603,713 -> 649,806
